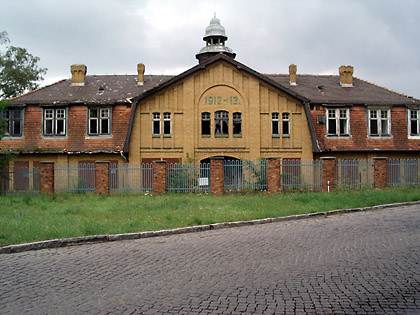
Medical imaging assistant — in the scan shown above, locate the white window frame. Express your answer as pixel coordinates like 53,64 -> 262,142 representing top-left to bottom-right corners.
88,107 -> 111,136
326,108 -> 350,137
282,112 -> 290,136
272,112 -> 279,136
408,109 -> 420,138
43,108 -> 67,137
368,108 -> 391,137
1,108 -> 24,138
163,112 -> 171,136
152,112 -> 160,136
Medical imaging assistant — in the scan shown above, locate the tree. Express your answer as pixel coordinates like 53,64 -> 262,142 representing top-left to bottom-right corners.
0,31 -> 47,169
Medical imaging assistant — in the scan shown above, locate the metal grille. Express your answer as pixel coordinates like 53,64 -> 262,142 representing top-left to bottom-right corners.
387,159 -> 420,186
280,159 -> 322,190
109,163 -> 153,193
335,159 -> 374,188
0,166 -> 40,194
224,159 -> 267,191
166,162 -> 210,193
54,163 -> 96,193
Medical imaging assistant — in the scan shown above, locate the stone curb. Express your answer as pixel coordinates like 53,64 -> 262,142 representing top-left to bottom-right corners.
1,200 -> 419,254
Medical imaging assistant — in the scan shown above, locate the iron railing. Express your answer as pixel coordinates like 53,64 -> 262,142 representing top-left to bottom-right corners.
280,159 -> 322,190
109,163 -> 153,193
0,166 -> 40,194
166,162 -> 210,193
54,163 -> 96,193
387,159 -> 420,186
335,159 -> 374,188
224,159 -> 268,191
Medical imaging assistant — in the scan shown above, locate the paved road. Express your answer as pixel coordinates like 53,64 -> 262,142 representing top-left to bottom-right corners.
1,205 -> 420,314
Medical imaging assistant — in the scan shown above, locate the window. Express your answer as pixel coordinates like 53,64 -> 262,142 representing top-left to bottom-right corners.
408,109 -> 420,137
88,108 -> 110,136
201,112 -> 211,136
163,112 -> 171,136
43,108 -> 66,136
215,111 -> 229,136
152,112 -> 160,136
368,109 -> 390,137
282,113 -> 290,136
233,112 -> 242,136
326,108 -> 349,136
272,113 -> 279,136
0,109 -> 23,137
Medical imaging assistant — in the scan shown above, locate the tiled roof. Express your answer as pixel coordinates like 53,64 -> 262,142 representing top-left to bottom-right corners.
11,75 -> 174,105
266,74 -> 420,106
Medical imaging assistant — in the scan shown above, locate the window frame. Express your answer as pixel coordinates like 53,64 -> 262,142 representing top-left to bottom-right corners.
201,112 -> 211,137
215,110 -> 229,136
42,107 -> 67,137
0,108 -> 24,138
163,112 -> 171,137
326,108 -> 350,137
232,112 -> 242,136
282,112 -> 290,137
87,107 -> 111,137
272,112 -> 280,137
152,112 -> 161,136
408,109 -> 420,138
368,108 -> 391,137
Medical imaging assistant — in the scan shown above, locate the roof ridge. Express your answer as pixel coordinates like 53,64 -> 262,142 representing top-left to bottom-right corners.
265,73 -> 338,77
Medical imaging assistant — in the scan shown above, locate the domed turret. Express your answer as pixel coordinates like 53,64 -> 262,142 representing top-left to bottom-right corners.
196,14 -> 236,64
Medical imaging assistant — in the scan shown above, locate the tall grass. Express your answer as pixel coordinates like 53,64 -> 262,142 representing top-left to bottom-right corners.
1,187 -> 419,246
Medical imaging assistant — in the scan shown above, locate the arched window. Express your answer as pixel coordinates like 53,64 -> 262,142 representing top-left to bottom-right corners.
215,111 -> 229,136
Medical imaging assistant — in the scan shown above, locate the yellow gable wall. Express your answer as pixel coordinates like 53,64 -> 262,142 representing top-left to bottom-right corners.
128,60 -> 313,163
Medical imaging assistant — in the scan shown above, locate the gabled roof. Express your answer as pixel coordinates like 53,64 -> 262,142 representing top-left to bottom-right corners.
11,75 -> 173,106
267,74 -> 420,106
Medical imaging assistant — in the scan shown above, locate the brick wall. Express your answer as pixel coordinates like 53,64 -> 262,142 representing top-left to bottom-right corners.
210,157 -> 224,195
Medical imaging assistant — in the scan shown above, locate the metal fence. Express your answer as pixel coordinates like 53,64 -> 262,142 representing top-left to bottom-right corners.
54,163 -> 96,193
166,162 -> 210,193
280,159 -> 323,190
387,159 -> 420,186
109,163 -> 153,193
224,159 -> 268,191
0,166 -> 40,194
335,159 -> 374,188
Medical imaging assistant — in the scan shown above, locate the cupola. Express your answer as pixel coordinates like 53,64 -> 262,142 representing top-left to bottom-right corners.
196,14 -> 236,64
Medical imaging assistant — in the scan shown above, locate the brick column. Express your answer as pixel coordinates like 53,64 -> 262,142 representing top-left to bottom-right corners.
95,161 -> 109,195
321,157 -> 336,192
210,157 -> 224,195
153,160 -> 167,194
267,158 -> 280,193
373,157 -> 387,189
40,162 -> 54,195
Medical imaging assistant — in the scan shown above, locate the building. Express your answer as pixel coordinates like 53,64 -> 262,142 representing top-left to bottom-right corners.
2,15 -> 420,172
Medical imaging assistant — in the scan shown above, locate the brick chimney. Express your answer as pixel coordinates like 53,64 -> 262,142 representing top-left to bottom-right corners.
137,63 -> 145,86
71,64 -> 87,86
339,65 -> 353,87
289,64 -> 297,85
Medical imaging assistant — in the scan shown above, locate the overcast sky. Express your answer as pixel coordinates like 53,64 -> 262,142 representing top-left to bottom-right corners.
1,0 -> 419,98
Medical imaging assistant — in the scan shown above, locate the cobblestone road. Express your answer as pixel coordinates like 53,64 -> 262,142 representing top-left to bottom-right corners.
1,205 -> 420,314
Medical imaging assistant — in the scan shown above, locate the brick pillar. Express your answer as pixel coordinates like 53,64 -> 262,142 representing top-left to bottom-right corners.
267,158 -> 281,193
40,162 -> 54,195
373,157 -> 387,189
153,160 -> 167,194
210,157 -> 224,195
95,161 -> 109,195
321,157 -> 336,192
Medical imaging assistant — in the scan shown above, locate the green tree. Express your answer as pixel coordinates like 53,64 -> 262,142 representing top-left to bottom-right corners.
0,31 -> 47,169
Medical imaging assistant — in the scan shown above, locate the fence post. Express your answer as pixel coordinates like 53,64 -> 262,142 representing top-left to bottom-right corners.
373,157 -> 387,189
40,161 -> 54,195
267,158 -> 281,193
210,157 -> 224,195
95,161 -> 110,195
153,160 -> 167,194
321,157 -> 336,192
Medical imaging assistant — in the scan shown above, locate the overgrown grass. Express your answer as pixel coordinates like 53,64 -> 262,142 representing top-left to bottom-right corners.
1,187 -> 419,246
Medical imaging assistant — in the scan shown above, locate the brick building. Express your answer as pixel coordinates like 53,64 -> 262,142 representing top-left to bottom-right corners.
1,15 -> 420,172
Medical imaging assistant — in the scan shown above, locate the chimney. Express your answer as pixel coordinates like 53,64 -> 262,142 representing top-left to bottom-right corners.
289,64 -> 297,85
339,65 -> 353,87
137,63 -> 145,85
70,64 -> 87,86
